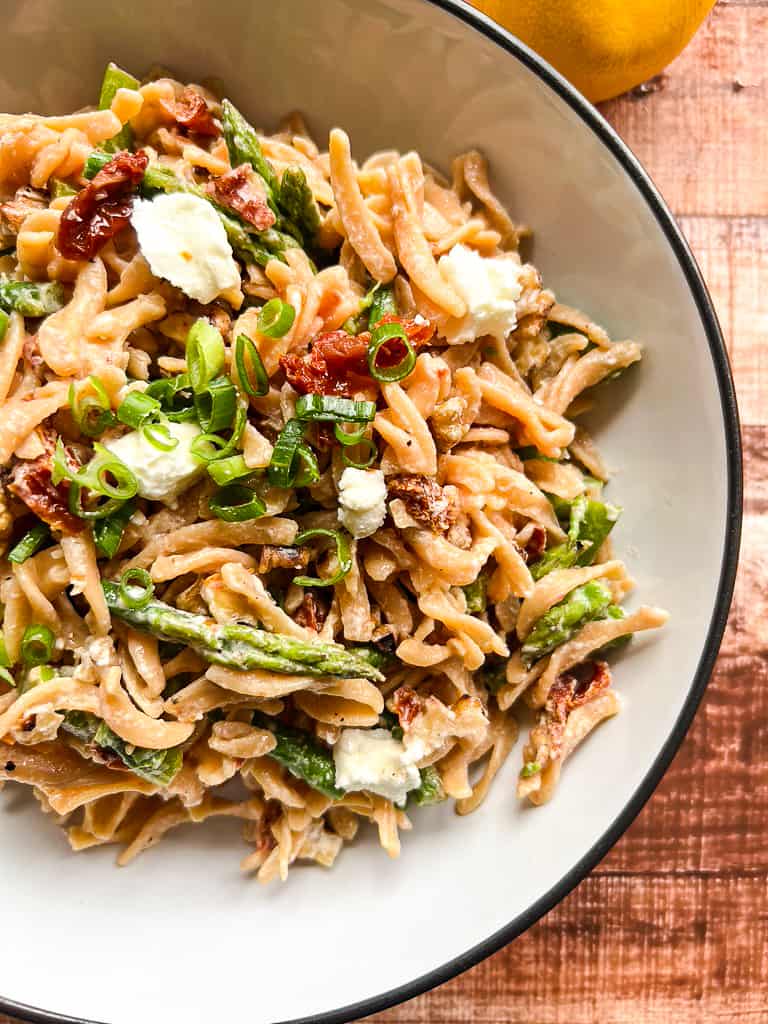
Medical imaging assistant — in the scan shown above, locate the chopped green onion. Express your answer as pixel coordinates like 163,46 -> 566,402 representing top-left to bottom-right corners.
21,624 -> 55,667
295,394 -> 376,423
207,454 -> 252,486
521,761 -> 541,778
267,419 -> 305,488
0,636 -> 12,668
341,438 -> 378,468
194,375 -> 237,433
208,484 -> 267,522
186,318 -> 225,394
49,179 -> 76,199
334,421 -> 370,446
8,523 -> 51,564
119,567 -> 154,610
0,310 -> 9,341
142,420 -> 178,451
190,397 -> 247,463
234,333 -> 269,398
69,376 -> 115,437
292,528 -> 352,587
257,298 -> 295,338
294,444 -> 320,487
93,500 -> 136,559
368,283 -> 397,328
55,441 -> 138,520
117,390 -> 161,429
0,666 -> 14,688
367,321 -> 416,383
145,374 -> 197,423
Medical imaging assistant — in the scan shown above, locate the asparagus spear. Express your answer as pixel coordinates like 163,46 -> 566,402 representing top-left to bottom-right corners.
253,713 -> 343,799
278,167 -> 321,244
594,604 -> 633,655
102,581 -> 384,682
0,279 -> 66,317
478,655 -> 507,694
462,574 -> 488,614
62,710 -> 182,785
521,580 -> 613,668
83,151 -> 295,268
530,496 -> 621,580
98,62 -> 140,153
220,99 -> 279,201
409,765 -> 446,807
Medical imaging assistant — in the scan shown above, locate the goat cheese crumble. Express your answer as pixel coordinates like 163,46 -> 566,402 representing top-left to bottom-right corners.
333,728 -> 420,807
337,467 -> 387,539
438,243 -> 524,343
104,421 -> 205,505
132,192 -> 241,303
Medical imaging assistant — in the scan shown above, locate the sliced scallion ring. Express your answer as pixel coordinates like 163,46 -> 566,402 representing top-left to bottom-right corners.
116,390 -> 161,430
145,374 -> 197,423
119,567 -> 154,609
208,484 -> 267,522
234,333 -> 269,398
292,528 -> 352,587
21,624 -> 55,667
186,318 -> 225,394
194,376 -> 237,433
334,421 -> 369,446
257,298 -> 295,339
142,420 -> 178,451
295,394 -> 376,423
367,321 -> 416,383
69,376 -> 115,437
207,454 -> 252,486
341,437 -> 378,469
267,419 -> 305,488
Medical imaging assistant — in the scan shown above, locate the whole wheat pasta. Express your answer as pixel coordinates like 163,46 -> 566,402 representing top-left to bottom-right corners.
0,63 -> 666,879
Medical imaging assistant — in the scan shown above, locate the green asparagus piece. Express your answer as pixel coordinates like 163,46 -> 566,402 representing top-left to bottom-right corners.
278,167 -> 320,244
102,581 -> 384,682
478,654 -> 507,694
368,283 -> 398,327
0,279 -> 65,317
379,708 -> 404,740
98,62 -> 140,153
253,713 -> 342,798
462,574 -> 488,614
594,604 -> 633,656
351,642 -> 397,674
516,445 -> 558,463
530,495 -> 621,580
49,179 -> 77,199
0,309 -> 8,341
221,99 -> 279,200
521,580 -> 613,668
62,710 -> 182,786
409,765 -> 446,807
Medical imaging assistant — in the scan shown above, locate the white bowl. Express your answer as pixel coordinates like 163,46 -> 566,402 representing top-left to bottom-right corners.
0,2 -> 741,1022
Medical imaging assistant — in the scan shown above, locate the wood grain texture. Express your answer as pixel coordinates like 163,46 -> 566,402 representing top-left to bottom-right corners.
0,4 -> 761,1024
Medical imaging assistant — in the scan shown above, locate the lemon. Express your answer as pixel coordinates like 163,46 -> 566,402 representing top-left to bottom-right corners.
470,0 -> 716,103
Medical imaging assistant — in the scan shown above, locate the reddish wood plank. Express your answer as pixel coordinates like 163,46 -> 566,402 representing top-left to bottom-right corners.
370,876 -> 768,1024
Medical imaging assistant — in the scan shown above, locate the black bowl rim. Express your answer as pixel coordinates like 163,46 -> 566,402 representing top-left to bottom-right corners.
0,2 -> 742,1024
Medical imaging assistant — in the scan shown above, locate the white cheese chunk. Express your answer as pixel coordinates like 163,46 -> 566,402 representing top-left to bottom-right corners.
438,243 -> 524,344
132,192 -> 241,303
104,421 -> 205,505
337,467 -> 387,539
333,728 -> 420,807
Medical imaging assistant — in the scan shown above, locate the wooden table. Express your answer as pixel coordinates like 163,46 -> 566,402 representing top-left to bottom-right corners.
370,1 -> 765,1021
1,4 -> 762,1024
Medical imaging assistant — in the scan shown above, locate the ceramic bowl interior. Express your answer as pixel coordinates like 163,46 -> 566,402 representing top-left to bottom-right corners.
0,2 -> 740,1023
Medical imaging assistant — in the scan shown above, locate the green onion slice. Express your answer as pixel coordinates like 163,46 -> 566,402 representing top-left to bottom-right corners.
234,334 -> 269,398
208,484 -> 267,522
0,636 -> 11,668
145,374 -> 197,423
207,454 -> 252,486
8,523 -> 51,564
295,394 -> 376,423
117,390 -> 161,430
142,420 -> 178,451
54,441 -> 138,520
341,437 -> 378,469
194,375 -> 237,433
367,321 -> 416,383
21,624 -> 55,667
0,310 -> 9,342
0,666 -> 13,688
294,444 -> 320,487
334,422 -> 369,446
292,528 -> 352,587
190,397 -> 247,463
267,419 -> 305,488
257,298 -> 295,339
93,500 -> 136,559
186,318 -> 225,394
69,376 -> 115,437
119,567 -> 154,609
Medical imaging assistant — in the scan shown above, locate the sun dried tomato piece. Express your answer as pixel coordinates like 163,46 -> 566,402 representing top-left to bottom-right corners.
391,686 -> 423,729
166,86 -> 219,137
522,525 -> 547,563
57,150 -> 148,260
8,448 -> 85,535
206,164 -> 275,230
387,475 -> 454,533
294,591 -> 328,633
280,316 -> 434,397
